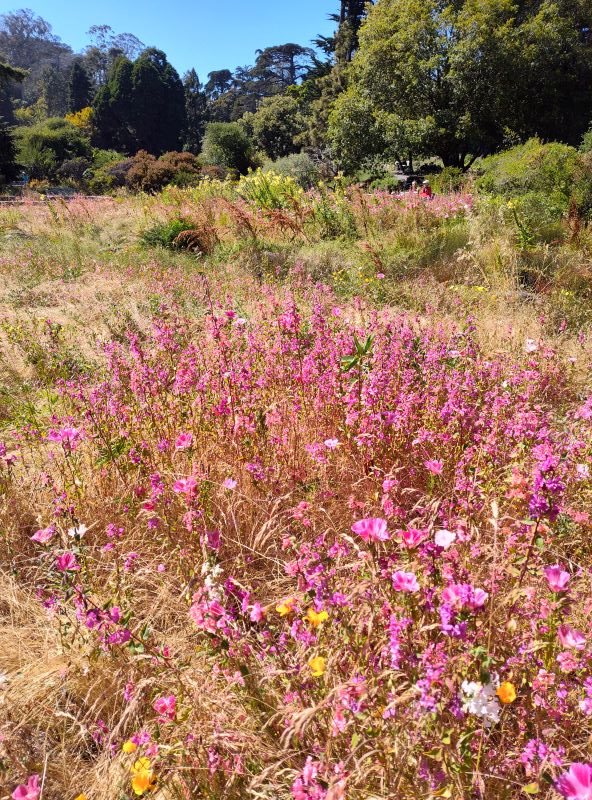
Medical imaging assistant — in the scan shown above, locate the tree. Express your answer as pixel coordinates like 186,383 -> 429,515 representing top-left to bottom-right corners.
83,25 -> 144,86
315,1 -> 374,63
40,64 -> 67,116
0,9 -> 72,105
0,118 -> 19,184
329,0 -> 592,171
130,48 -> 186,154
183,69 -> 207,153
201,122 -> 253,174
249,95 -> 305,159
252,44 -> 317,94
68,61 -> 94,112
92,55 -> 136,152
205,69 -> 233,100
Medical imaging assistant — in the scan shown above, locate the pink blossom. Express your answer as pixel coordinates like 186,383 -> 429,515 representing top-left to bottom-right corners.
324,438 -> 340,450
392,570 -> 420,593
556,763 -> 592,799
56,551 -> 79,572
399,528 -> 427,548
153,694 -> 176,722
222,477 -> 237,490
435,529 -> 456,549
425,459 -> 444,475
351,517 -> 389,543
11,775 -> 40,800
175,432 -> 193,450
558,625 -> 586,650
173,475 -> 198,496
250,603 -> 263,622
31,526 -> 55,544
545,565 -> 571,592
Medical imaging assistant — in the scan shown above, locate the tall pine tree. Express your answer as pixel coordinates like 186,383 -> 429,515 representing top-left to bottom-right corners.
183,69 -> 207,153
67,61 -> 93,112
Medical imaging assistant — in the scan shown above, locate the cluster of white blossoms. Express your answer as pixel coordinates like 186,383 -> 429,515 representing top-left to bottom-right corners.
461,680 -> 501,727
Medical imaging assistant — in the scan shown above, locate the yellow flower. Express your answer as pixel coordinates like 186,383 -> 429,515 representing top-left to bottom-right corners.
74,795 -> 88,800
122,740 -> 137,754
305,608 -> 329,628
308,655 -> 326,677
276,597 -> 296,616
131,758 -> 156,796
496,681 -> 517,704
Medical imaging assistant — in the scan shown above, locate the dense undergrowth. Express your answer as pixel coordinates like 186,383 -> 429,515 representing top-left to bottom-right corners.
1,180 -> 592,800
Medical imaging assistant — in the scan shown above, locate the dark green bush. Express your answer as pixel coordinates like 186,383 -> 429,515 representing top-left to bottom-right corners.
140,217 -> 196,248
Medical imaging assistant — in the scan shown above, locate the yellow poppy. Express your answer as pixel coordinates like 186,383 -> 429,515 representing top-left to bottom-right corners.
308,655 -> 326,677
305,608 -> 329,628
131,758 -> 156,796
496,681 -> 517,704
276,597 -> 296,616
122,740 -> 137,754
74,795 -> 88,800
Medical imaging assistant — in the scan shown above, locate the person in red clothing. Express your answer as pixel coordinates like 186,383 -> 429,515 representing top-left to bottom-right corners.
419,179 -> 433,198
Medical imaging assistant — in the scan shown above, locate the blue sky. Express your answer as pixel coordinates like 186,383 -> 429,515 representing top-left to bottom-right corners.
11,0 -> 337,78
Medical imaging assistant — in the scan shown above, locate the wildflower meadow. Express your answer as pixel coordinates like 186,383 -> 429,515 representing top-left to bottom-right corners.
2,179 -> 592,800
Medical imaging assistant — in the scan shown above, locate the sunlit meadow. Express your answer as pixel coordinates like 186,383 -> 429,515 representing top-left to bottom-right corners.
2,178 -> 592,800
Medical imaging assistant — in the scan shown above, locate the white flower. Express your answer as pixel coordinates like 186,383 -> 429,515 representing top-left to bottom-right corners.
461,680 -> 501,726
435,529 -> 456,550
0,672 -> 8,688
68,523 -> 88,538
524,339 -> 538,354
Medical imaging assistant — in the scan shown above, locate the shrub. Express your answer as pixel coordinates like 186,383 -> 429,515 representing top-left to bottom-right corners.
201,122 -> 254,175
140,217 -> 196,248
15,118 -> 91,180
237,169 -> 303,210
431,166 -> 466,193
56,157 -> 92,188
263,153 -> 321,188
475,139 -> 578,206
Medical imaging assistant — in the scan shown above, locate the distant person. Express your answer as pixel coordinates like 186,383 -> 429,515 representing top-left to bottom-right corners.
419,180 -> 433,199
410,180 -> 418,193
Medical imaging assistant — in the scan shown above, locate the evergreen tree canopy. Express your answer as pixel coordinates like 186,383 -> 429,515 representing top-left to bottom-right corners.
183,69 -> 207,153
68,60 -> 94,112
92,49 -> 186,155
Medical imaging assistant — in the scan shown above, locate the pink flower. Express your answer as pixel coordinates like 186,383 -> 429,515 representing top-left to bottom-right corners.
351,518 -> 389,543
12,775 -> 40,800
173,475 -> 198,496
153,694 -> 176,722
392,570 -> 419,593
399,528 -> 426,548
250,603 -> 263,622
324,438 -> 340,450
558,624 -> 586,650
56,552 -> 79,572
556,763 -> 592,799
545,565 -> 571,592
175,432 -> 193,450
435,529 -> 456,549
222,477 -> 237,490
424,459 -> 443,475
30,526 -> 55,544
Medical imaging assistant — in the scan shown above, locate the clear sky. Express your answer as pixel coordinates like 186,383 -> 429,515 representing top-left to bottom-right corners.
8,0 -> 338,78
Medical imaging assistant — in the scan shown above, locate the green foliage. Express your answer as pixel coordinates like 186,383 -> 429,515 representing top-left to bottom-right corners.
0,118 -> 19,184
15,117 -> 91,180
475,139 -> 578,204
431,167 -> 466,194
249,95 -> 304,160
67,61 -> 94,113
331,0 -> 592,172
581,126 -> 592,155
140,217 -> 195,248
237,169 -> 303,210
183,68 -> 207,153
201,122 -> 254,174
92,49 -> 187,155
262,153 -> 320,188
